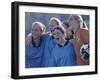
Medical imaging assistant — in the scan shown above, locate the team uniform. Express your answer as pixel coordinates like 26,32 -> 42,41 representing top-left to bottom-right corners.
51,41 -> 77,66
42,33 -> 56,67
70,28 -> 89,65
25,35 -> 45,68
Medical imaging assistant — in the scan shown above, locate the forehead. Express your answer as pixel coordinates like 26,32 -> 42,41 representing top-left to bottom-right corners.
32,24 -> 41,29
49,20 -> 57,24
53,29 -> 62,34
69,16 -> 75,21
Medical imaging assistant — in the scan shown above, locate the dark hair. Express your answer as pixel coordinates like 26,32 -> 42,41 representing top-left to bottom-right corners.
62,20 -> 69,28
54,26 -> 65,35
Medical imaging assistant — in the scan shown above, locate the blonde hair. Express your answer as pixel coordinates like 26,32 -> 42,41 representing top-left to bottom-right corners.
70,15 -> 88,29
31,21 -> 46,33
49,17 -> 62,26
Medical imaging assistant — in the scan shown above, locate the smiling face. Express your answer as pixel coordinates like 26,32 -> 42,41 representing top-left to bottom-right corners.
62,21 -> 70,37
49,20 -> 58,32
68,15 -> 80,33
31,23 -> 43,39
53,28 -> 66,44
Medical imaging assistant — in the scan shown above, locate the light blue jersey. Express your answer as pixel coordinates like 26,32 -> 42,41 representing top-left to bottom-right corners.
42,34 -> 56,67
25,36 -> 45,68
51,41 -> 77,66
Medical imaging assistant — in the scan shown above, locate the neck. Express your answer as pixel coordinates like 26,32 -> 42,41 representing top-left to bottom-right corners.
73,27 -> 79,35
32,36 -> 41,47
58,39 -> 67,46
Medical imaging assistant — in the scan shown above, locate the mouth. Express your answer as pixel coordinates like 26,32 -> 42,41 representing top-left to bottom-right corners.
55,37 -> 60,42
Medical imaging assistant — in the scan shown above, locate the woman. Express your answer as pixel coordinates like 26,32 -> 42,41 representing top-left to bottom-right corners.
51,26 -> 77,66
68,15 -> 89,65
42,17 -> 62,67
25,21 -> 46,68
62,20 -> 74,40
48,17 -> 62,33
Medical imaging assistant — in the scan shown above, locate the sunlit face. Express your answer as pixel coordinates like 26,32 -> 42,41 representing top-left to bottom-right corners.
31,24 -> 42,38
49,20 -> 58,32
68,16 -> 80,32
53,29 -> 66,44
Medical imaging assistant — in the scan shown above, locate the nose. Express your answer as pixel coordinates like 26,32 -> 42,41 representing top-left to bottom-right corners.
55,33 -> 59,38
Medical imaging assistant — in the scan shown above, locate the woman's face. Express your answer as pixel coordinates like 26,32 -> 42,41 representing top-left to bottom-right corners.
31,24 -> 42,38
53,29 -> 66,44
49,20 -> 58,32
68,16 -> 80,32
62,23 -> 69,36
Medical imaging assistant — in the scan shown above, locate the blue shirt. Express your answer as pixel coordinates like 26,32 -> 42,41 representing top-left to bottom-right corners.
51,41 -> 77,66
42,34 -> 56,67
25,36 -> 45,68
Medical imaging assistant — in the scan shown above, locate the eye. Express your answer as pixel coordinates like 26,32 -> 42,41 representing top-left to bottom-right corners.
56,32 -> 61,35
53,33 -> 56,36
32,28 -> 35,31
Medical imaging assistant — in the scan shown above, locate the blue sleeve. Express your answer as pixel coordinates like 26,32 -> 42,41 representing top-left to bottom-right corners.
41,34 -> 56,67
25,46 -> 44,68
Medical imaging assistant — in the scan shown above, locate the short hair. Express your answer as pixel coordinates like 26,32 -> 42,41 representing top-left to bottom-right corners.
62,20 -> 69,28
49,17 -> 62,26
54,26 -> 66,35
31,21 -> 46,33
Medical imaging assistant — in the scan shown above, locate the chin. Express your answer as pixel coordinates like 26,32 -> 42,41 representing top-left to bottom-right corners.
55,40 -> 59,44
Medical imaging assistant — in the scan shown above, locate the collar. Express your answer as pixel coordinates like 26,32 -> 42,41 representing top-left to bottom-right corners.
31,36 -> 42,47
57,40 -> 69,47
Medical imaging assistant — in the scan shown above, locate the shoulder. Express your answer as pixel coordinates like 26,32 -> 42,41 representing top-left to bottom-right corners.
79,28 -> 89,43
67,41 -> 75,49
42,32 -> 53,40
79,28 -> 89,35
25,33 -> 32,47
68,41 -> 74,46
26,33 -> 32,39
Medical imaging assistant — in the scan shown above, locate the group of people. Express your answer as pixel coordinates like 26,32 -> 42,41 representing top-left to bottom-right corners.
25,14 -> 89,68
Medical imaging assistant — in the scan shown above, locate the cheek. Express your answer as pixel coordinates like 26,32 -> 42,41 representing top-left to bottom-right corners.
59,33 -> 64,38
70,22 -> 77,30
73,21 -> 79,27
53,34 -> 56,38
71,21 -> 76,26
32,30 -> 42,36
38,31 -> 42,35
65,31 -> 68,37
58,34 -> 65,40
53,23 -> 57,27
31,30 -> 35,35
49,26 -> 54,30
